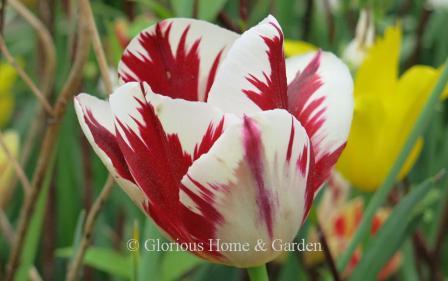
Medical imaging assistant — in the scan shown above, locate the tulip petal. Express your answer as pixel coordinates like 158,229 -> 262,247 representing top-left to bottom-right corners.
109,82 -> 236,246
286,51 -> 354,192
74,94 -> 147,207
207,15 -> 288,114
180,109 -> 311,267
118,18 -> 238,101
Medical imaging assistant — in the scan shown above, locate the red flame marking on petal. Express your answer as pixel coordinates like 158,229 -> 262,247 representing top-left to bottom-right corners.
243,22 -> 288,110
83,109 -> 134,182
243,116 -> 274,238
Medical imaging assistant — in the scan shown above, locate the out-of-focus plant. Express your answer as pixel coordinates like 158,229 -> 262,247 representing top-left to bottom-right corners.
336,25 -> 448,191
304,173 -> 401,280
0,61 -> 17,128
0,130 -> 20,208
342,9 -> 375,69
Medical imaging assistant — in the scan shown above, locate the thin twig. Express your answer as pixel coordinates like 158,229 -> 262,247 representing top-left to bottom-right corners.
8,0 -> 56,96
0,0 -> 6,35
79,0 -> 113,95
65,176 -> 115,281
316,222 -> 341,281
0,35 -> 54,116
0,210 -> 43,281
0,131 -> 32,195
4,9 -> 90,280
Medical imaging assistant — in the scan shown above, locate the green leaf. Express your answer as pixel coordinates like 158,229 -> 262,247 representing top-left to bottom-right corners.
198,0 -> 228,21
56,108 -> 83,246
56,247 -> 132,279
277,253 -> 308,281
399,240 -> 419,281
248,0 -> 271,26
15,152 -> 56,281
136,0 -> 173,19
170,0 -> 194,17
348,176 -> 442,281
162,250 -> 204,281
138,220 -> 163,281
191,264 -> 240,281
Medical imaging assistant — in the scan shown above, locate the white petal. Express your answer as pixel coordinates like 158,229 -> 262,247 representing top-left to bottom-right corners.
180,109 -> 311,267
286,51 -> 354,190
207,15 -> 288,114
118,18 -> 239,101
74,94 -> 147,208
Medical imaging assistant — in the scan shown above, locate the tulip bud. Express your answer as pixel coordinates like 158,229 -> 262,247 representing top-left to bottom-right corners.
342,9 -> 375,69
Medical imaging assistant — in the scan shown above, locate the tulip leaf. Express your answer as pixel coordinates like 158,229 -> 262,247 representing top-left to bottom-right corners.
191,264 -> 241,281
56,108 -> 83,246
56,247 -> 132,279
198,0 -> 228,21
14,153 -> 55,281
135,0 -> 173,19
138,220 -> 163,281
348,176 -> 441,281
170,0 -> 194,17
161,250 -> 204,281
399,240 -> 419,281
277,253 -> 308,281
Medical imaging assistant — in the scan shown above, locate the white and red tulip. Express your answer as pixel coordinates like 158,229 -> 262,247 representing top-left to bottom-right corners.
74,15 -> 353,267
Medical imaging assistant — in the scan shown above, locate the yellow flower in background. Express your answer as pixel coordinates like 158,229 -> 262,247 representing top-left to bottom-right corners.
336,25 -> 448,191
284,40 -> 317,57
0,131 -> 20,208
0,62 -> 17,128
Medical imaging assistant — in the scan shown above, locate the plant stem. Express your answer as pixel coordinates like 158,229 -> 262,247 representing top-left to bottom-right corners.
337,58 -> 448,271
247,265 -> 269,281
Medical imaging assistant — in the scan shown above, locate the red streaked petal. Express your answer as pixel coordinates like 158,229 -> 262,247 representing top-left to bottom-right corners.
143,91 -> 239,160
207,15 -> 288,114
119,18 -> 238,101
286,51 -> 354,193
74,94 -> 147,208
180,109 -> 311,267
108,82 -> 236,255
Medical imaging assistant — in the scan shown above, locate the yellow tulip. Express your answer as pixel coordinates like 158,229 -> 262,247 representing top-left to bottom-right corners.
284,40 -> 317,57
336,25 -> 448,191
0,62 -> 17,128
0,130 -> 20,208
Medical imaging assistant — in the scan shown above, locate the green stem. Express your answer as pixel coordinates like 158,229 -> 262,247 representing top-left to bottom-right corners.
247,264 -> 269,281
337,58 -> 448,271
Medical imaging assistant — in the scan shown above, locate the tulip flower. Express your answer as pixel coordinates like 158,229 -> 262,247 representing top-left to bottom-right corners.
304,173 -> 401,280
0,62 -> 17,128
74,15 -> 353,272
336,25 -> 448,191
0,130 -> 20,208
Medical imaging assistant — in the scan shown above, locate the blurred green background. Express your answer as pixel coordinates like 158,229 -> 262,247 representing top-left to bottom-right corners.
1,0 -> 448,280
